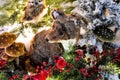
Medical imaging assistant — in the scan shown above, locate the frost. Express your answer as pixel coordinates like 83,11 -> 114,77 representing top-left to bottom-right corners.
96,41 -> 103,52
72,0 -> 120,49
72,0 -> 120,28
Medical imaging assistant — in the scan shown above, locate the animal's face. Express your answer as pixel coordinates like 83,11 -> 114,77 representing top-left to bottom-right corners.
22,0 -> 46,23
45,10 -> 82,42
45,21 -> 69,43
28,0 -> 44,6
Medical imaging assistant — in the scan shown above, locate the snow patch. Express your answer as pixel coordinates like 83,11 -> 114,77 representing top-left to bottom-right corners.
15,27 -> 35,51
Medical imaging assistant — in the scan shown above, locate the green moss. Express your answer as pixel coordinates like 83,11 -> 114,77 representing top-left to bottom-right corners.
0,0 -> 27,26
0,72 -> 8,80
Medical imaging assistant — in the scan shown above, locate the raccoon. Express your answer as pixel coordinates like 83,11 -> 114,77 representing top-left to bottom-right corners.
22,0 -> 46,24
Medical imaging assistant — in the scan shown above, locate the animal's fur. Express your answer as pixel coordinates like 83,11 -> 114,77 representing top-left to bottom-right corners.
29,29 -> 64,67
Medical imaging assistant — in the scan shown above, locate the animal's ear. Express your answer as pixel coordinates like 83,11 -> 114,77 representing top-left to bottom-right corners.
51,9 -> 65,20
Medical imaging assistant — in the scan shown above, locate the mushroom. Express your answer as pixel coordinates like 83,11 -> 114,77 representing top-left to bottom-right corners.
0,48 -> 15,62
93,26 -> 115,42
5,42 -> 25,57
0,32 -> 17,48
1,53 -> 15,62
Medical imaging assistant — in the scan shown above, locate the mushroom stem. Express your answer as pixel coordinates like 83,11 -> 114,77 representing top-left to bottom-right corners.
16,57 -> 19,66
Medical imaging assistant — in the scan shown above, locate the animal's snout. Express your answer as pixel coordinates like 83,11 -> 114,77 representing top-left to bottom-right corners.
35,2 -> 38,5
45,38 -> 49,42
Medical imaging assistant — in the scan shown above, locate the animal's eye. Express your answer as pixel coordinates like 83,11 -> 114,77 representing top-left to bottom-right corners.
58,30 -> 63,36
52,25 -> 56,29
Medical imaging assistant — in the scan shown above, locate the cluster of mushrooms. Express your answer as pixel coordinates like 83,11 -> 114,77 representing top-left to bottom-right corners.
0,32 -> 26,62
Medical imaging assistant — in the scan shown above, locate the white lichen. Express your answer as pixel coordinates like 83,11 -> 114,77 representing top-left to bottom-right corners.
72,0 -> 120,50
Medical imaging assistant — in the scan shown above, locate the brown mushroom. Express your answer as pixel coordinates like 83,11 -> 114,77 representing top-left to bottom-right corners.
1,53 -> 15,62
5,42 -> 25,57
0,48 -> 15,62
0,32 -> 17,48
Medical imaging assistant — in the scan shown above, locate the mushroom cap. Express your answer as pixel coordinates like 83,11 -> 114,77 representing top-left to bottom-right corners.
5,42 -> 25,57
93,26 -> 115,42
1,53 -> 15,62
0,32 -> 17,48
